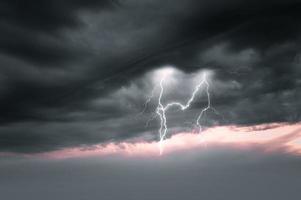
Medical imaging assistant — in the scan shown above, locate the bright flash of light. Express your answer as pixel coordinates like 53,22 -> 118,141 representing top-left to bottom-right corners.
154,70 -> 212,155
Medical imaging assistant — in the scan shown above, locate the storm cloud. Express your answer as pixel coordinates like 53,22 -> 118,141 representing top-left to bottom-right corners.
0,0 -> 301,153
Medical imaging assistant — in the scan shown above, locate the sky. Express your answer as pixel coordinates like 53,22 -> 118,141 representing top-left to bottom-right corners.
0,0 -> 301,199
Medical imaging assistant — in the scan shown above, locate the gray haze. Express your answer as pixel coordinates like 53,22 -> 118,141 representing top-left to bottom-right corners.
1,146 -> 301,200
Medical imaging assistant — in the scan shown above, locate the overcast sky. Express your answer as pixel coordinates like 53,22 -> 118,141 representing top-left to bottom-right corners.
0,0 -> 301,199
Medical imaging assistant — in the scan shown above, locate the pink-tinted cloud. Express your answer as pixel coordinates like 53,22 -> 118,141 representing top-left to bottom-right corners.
26,122 -> 300,159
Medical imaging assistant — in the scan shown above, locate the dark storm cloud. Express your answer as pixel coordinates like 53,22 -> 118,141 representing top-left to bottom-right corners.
0,0 -> 301,153
0,0 -> 114,31
0,0 -> 115,64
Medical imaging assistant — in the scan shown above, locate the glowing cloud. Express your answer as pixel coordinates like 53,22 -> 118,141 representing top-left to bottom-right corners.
31,123 -> 301,159
155,70 -> 212,154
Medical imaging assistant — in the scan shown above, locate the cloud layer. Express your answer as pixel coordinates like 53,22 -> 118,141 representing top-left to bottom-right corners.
0,0 -> 300,153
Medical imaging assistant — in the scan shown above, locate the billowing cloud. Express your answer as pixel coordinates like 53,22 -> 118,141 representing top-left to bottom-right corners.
0,0 -> 300,154
16,122 -> 298,159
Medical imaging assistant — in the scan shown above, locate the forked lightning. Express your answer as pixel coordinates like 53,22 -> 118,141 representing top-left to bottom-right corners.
154,72 -> 212,154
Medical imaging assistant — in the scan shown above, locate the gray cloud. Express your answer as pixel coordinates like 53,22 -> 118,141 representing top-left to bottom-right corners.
0,0 -> 301,153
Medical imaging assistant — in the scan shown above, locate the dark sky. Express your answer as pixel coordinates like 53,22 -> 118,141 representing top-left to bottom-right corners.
0,1 -> 301,199
0,0 -> 300,153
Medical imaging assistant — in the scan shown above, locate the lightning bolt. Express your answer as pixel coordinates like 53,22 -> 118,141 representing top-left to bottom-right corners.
155,72 -> 212,155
